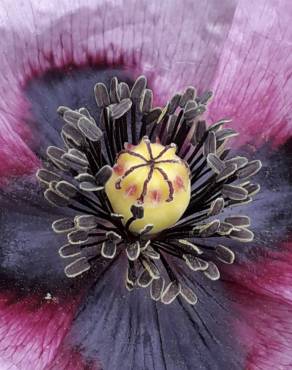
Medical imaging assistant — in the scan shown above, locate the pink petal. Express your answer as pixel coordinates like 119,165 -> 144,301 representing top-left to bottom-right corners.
225,241 -> 292,369
209,0 -> 292,148
0,0 -> 235,89
0,292 -> 97,369
0,101 -> 40,181
0,0 -> 236,178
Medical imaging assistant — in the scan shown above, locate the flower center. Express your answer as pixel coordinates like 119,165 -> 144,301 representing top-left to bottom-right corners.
105,137 -> 190,234
36,75 -> 261,306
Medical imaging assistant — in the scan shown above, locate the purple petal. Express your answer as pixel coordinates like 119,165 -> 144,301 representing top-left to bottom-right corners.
0,1 -> 291,369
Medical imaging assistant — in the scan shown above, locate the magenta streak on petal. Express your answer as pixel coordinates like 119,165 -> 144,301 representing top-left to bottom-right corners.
223,241 -> 292,370
208,0 -> 292,149
0,101 -> 40,182
46,345 -> 101,370
0,293 -> 98,370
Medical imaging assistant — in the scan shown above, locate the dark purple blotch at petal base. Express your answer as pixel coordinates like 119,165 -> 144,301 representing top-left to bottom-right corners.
0,175 -> 93,297
25,67 -> 133,158
68,255 -> 243,370
216,139 -> 292,264
243,140 -> 292,247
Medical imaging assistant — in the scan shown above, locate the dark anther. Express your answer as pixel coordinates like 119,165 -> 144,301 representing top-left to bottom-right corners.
95,165 -> 113,186
130,204 -> 144,219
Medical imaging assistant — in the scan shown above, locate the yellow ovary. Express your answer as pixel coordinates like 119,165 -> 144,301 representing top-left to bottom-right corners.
105,138 -> 191,234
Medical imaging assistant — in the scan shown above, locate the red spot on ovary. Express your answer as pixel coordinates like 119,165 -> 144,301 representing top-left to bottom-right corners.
150,190 -> 162,203
125,184 -> 137,197
174,176 -> 185,191
113,163 -> 124,176
125,143 -> 135,150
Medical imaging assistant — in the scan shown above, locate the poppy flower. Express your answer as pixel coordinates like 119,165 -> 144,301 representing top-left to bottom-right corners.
0,0 -> 292,369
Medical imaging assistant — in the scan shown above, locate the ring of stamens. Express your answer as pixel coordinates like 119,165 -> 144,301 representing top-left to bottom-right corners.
37,75 -> 261,306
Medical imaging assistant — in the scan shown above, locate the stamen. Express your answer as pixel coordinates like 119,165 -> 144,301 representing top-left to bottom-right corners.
180,284 -> 198,305
96,165 -> 113,185
222,184 -> 248,200
139,224 -> 154,236
224,215 -> 250,227
62,123 -> 84,146
203,262 -> 220,281
77,116 -> 103,141
230,228 -> 254,242
208,197 -> 224,216
59,243 -> 81,259
64,257 -> 91,278
215,245 -> 235,264
237,160 -> 262,179
143,245 -> 160,260
137,269 -> 153,287
52,218 -> 75,233
36,169 -> 61,185
183,254 -> 209,271
141,258 -> 160,279
109,98 -> 132,119
203,131 -> 216,157
216,164 -> 237,182
94,82 -> 110,107
150,277 -> 165,301
119,82 -> 131,100
161,281 -> 180,305
125,204 -> 144,231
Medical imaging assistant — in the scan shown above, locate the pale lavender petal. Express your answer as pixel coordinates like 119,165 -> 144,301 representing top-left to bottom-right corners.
209,0 -> 292,148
